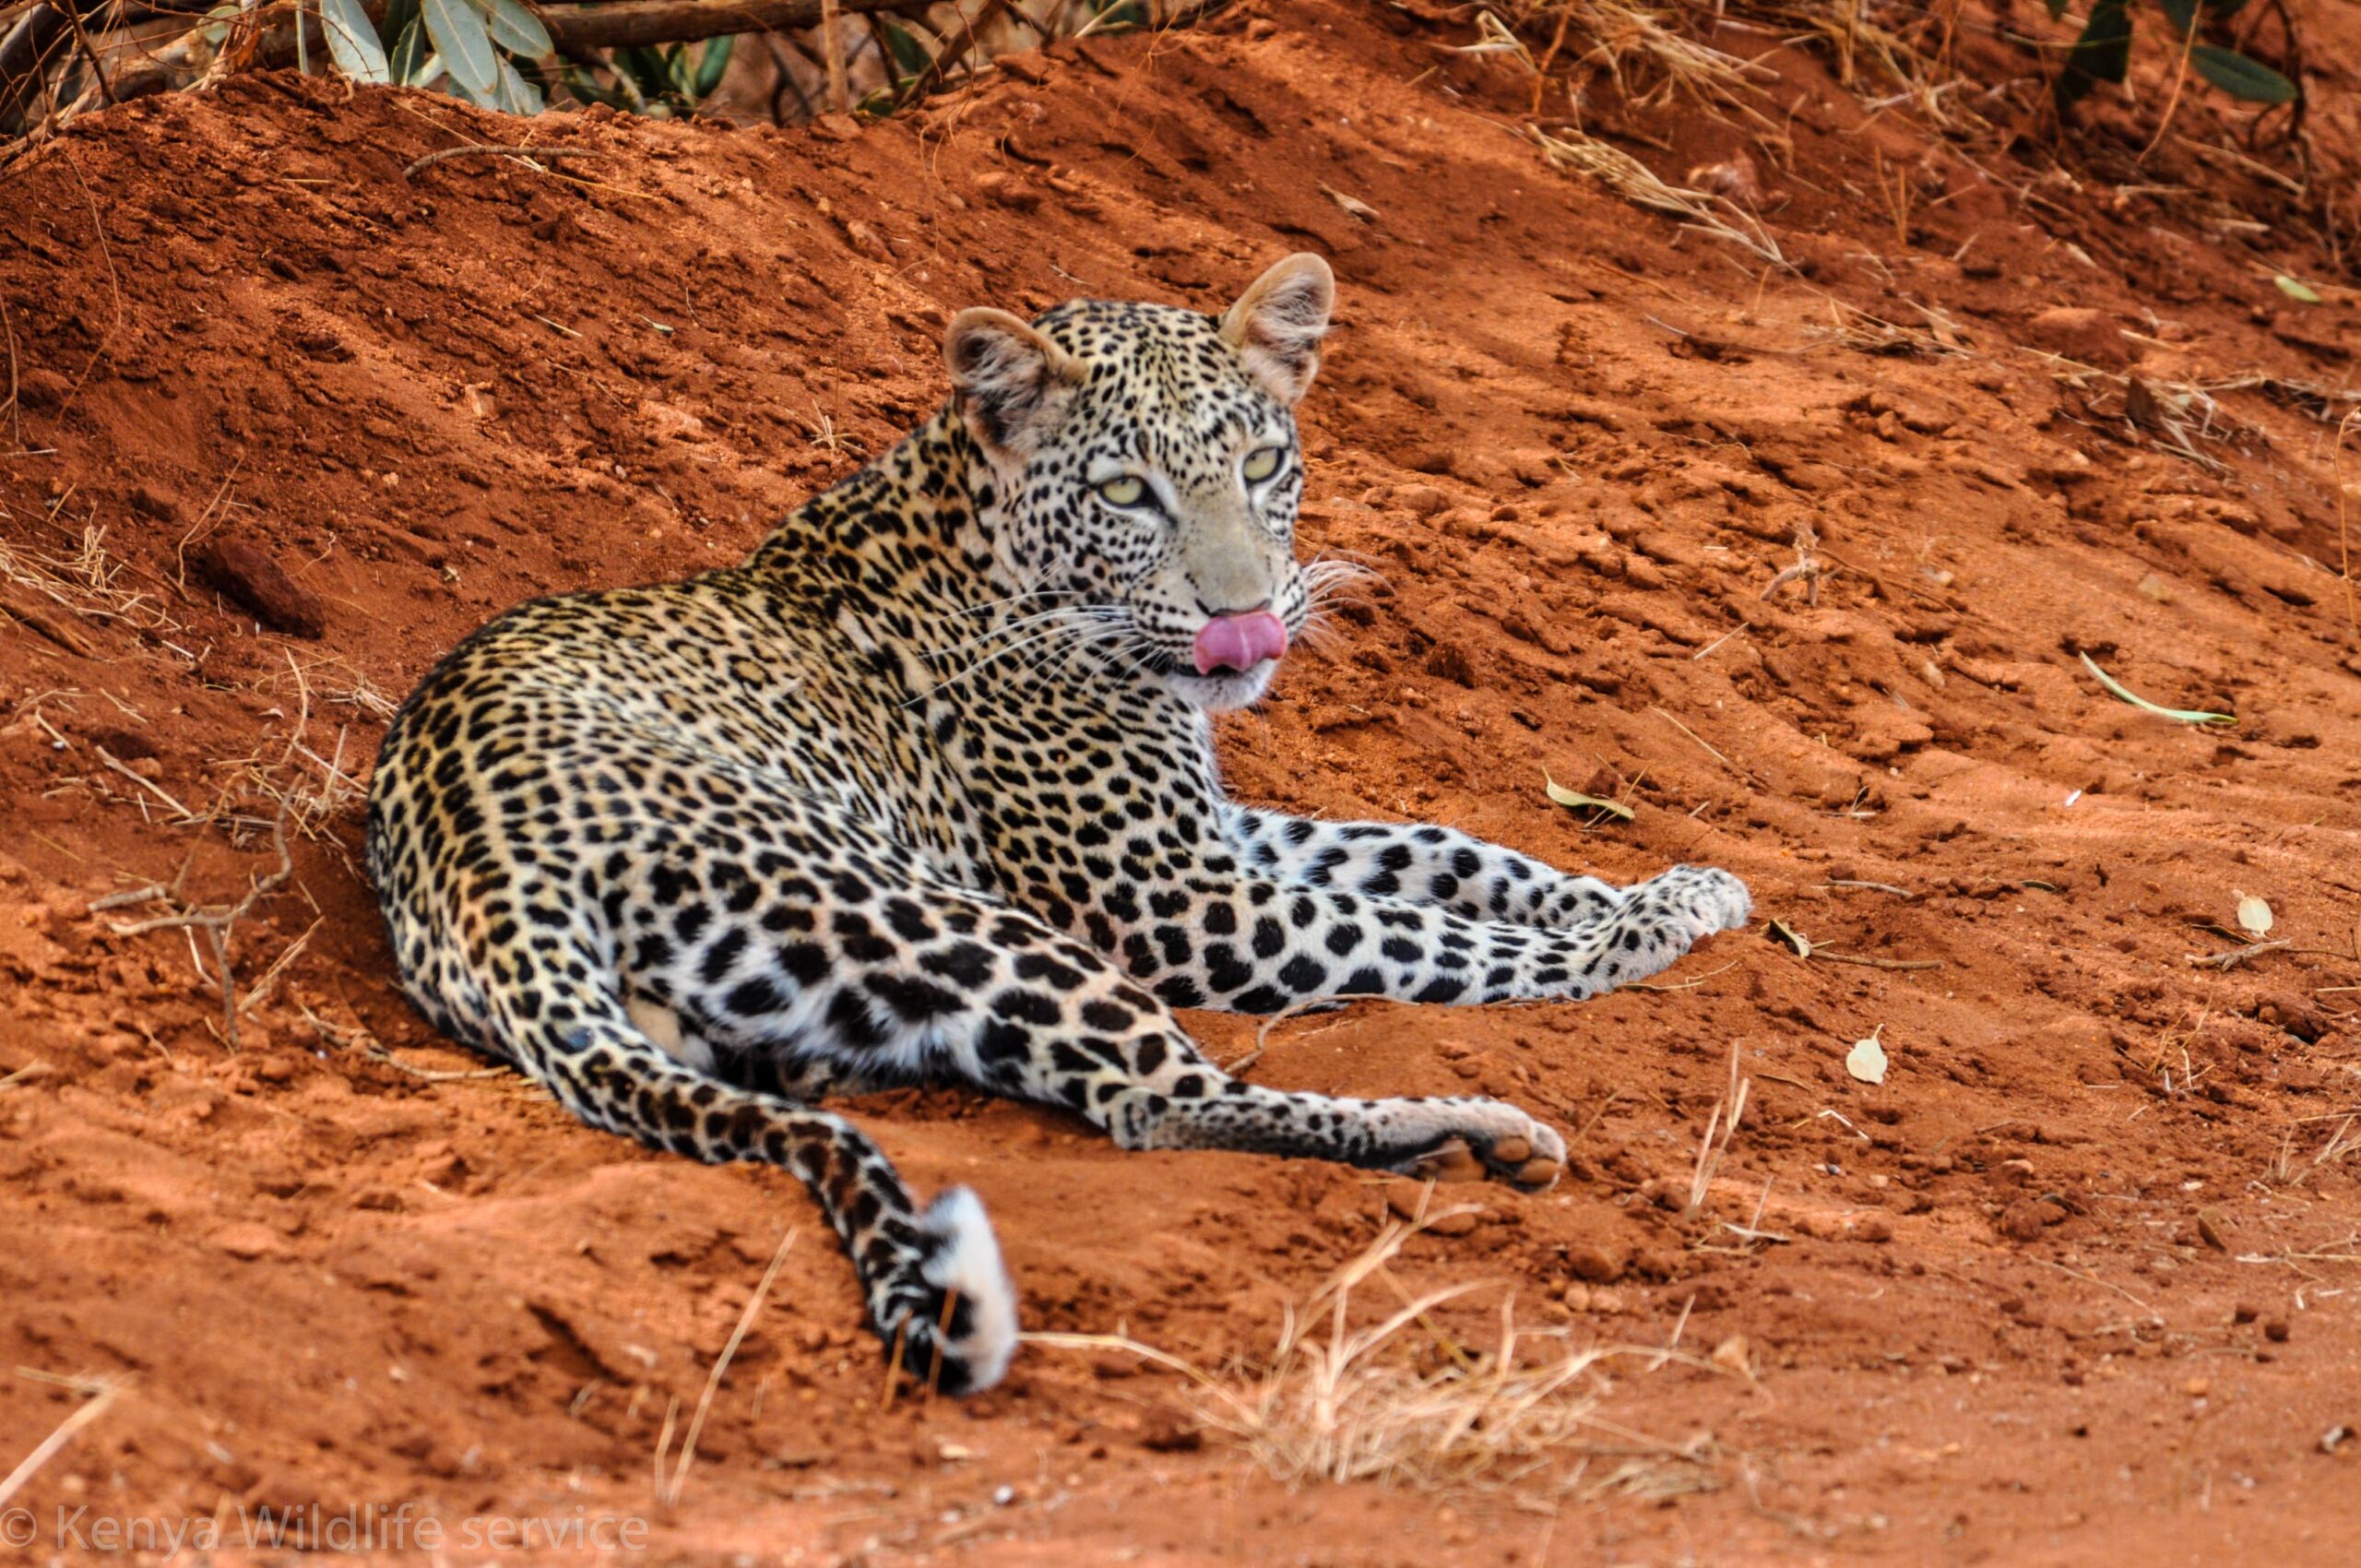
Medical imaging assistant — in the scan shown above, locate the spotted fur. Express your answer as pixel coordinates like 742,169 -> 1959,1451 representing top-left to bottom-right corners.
365,255 -> 1750,1395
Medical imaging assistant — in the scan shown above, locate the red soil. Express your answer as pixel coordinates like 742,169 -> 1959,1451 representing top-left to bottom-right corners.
4,2 -> 2359,1561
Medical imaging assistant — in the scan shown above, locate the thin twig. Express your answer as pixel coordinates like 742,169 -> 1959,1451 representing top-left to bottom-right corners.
1815,881 -> 1916,898
1648,706 -> 1760,785
2187,939 -> 2292,972
402,144 -> 614,181
0,1379 -> 125,1511
1809,952 -> 1943,972
661,1228 -> 799,1506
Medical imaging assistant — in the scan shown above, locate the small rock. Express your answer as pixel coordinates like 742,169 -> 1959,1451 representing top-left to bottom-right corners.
1137,1404 -> 1203,1453
994,50 -> 1050,84
1848,1214 -> 1894,1243
197,539 -> 326,638
1565,1241 -> 1628,1284
1421,642 -> 1475,687
972,171 -> 1041,212
1685,155 -> 1762,205
216,1222 -> 287,1261
1383,1187 -> 1478,1235
808,113 -> 862,142
2023,305 -> 2131,367
1635,1176 -> 1682,1212
1998,1200 -> 2049,1242
2196,1207 -> 2231,1252
1394,483 -> 1449,517
2264,1318 -> 2291,1344
17,367 -> 70,409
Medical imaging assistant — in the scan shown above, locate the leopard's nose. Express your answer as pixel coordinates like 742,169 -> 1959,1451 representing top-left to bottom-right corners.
1192,609 -> 1287,675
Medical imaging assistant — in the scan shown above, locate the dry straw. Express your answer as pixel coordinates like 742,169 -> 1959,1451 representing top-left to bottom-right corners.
1027,1206 -> 1715,1491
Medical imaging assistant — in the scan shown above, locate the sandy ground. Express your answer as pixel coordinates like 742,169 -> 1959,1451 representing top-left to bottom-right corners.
3,1 -> 2359,1562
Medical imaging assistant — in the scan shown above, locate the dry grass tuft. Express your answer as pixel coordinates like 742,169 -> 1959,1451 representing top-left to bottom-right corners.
0,514 -> 183,649
1685,1042 -> 1751,1217
1526,124 -> 1786,267
1483,1 -> 1771,120
1029,1207 -> 1716,1491
2269,1111 -> 2361,1190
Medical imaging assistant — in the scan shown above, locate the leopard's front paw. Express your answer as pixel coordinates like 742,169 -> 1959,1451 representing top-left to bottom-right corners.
1400,1102 -> 1567,1194
1631,864 -> 1751,944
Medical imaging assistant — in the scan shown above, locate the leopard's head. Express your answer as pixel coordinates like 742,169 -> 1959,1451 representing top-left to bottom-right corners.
944,254 -> 1339,712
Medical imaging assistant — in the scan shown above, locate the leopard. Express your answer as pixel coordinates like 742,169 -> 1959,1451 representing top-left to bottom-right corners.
365,254 -> 1751,1396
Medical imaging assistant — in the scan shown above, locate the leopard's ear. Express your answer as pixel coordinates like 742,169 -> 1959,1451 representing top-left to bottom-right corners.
943,308 -> 1085,460
1219,253 -> 1335,405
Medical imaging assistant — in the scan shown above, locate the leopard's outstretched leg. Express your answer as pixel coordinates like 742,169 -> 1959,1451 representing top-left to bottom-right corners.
1077,861 -> 1750,1015
1223,804 -> 1727,932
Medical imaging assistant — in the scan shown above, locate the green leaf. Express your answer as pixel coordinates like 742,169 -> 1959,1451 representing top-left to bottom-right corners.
490,52 -> 544,113
1543,776 -> 1635,822
692,34 -> 734,99
2159,0 -> 2198,35
2189,43 -> 2296,103
319,0 -> 390,82
616,45 -> 669,101
469,0 -> 551,59
2274,274 -> 2321,303
2079,652 -> 2236,726
2045,0 -> 2068,16
386,0 -> 429,82
2057,0 -> 2132,108
421,0 -> 497,94
879,20 -> 931,79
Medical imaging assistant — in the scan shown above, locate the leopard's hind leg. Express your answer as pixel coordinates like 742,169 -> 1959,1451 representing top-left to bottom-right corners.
611,835 -> 1574,1193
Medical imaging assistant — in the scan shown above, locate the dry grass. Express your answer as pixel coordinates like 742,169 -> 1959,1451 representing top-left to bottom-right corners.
1726,0 -> 1984,131
1481,1 -> 1771,121
1027,1206 -> 1718,1491
1684,1042 -> 1751,1217
2268,1111 -> 2361,1190
77,652 -> 364,1051
1526,124 -> 1786,267
0,512 -> 184,649
1494,0 -> 1987,137
0,1375 -> 126,1512
655,1227 -> 799,1507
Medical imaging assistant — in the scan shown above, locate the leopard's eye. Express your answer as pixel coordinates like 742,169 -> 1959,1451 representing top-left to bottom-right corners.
1096,476 -> 1149,508
1241,445 -> 1285,484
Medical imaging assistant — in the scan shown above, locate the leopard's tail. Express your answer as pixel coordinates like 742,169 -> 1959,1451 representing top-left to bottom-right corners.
503,973 -> 1018,1395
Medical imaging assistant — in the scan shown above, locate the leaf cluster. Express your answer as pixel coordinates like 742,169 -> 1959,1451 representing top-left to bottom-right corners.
2051,0 -> 2295,113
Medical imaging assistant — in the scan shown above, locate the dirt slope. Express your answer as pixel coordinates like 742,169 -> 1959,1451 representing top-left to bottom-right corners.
3,2 -> 2359,1562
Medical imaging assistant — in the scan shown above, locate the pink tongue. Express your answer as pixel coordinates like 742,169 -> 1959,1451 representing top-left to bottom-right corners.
1192,611 -> 1289,675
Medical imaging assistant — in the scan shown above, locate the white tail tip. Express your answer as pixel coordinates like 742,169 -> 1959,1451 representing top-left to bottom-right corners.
918,1186 -> 1019,1392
